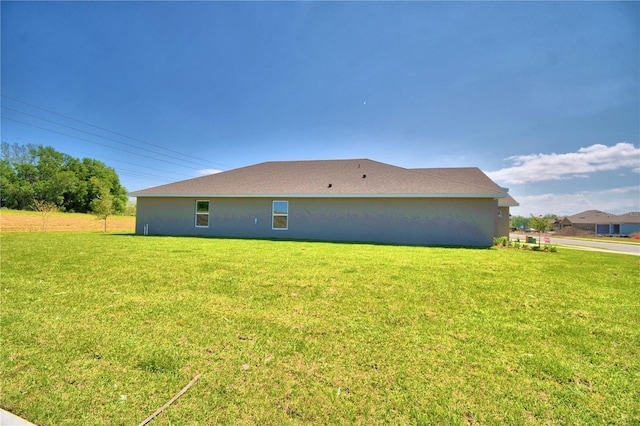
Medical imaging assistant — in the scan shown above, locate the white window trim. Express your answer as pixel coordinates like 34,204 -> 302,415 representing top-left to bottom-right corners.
195,200 -> 210,228
272,200 -> 288,230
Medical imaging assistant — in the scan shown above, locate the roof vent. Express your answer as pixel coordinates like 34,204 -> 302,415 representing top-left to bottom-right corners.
328,183 -> 332,188
362,174 -> 366,178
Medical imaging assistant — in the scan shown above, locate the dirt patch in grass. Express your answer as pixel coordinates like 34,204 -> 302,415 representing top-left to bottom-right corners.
0,209 -> 135,232
554,227 -> 597,237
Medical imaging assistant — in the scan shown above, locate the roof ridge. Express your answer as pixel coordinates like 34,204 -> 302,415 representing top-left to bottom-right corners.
260,158 -> 372,164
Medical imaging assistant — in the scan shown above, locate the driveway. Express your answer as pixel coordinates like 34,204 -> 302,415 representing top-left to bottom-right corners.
0,409 -> 37,426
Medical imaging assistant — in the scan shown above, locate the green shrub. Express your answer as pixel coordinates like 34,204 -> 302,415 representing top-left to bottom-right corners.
493,236 -> 509,247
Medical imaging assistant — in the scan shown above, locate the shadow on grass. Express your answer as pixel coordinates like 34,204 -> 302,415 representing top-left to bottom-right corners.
102,232 -> 492,250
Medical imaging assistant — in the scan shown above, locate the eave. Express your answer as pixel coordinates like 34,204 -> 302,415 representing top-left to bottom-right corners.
129,192 -> 507,199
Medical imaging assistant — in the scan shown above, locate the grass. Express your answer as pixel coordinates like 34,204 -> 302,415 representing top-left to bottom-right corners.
1,232 -> 639,425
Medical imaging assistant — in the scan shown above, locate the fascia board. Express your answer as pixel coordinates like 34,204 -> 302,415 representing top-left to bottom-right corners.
129,193 -> 505,199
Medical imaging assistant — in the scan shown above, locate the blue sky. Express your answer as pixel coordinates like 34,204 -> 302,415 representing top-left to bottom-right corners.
2,1 -> 638,216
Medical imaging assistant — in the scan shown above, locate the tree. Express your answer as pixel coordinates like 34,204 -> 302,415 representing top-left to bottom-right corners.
32,199 -> 59,232
529,214 -> 550,247
1,148 -> 37,210
32,146 -> 83,210
90,178 -> 114,232
1,144 -> 76,209
510,215 -> 529,230
124,200 -> 137,216
1,142 -> 37,165
511,214 -> 557,232
78,158 -> 127,214
0,143 -> 128,214
1,142 -> 36,208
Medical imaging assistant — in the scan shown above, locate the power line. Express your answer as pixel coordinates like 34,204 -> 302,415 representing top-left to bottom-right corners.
1,137 -> 195,185
1,116 -> 217,172
2,105 -> 218,170
1,94 -> 229,169
114,168 -> 178,182
67,149 -> 196,180
4,136 -> 199,182
2,136 -> 190,187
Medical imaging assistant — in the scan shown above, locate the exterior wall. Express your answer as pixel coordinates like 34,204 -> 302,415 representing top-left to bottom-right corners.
136,196 -> 497,247
574,223 -> 596,232
620,223 -> 640,236
596,223 -> 640,235
560,222 -> 640,235
496,206 -> 510,238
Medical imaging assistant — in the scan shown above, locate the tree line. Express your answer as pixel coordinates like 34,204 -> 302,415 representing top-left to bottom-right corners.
0,142 -> 128,216
510,214 -> 557,231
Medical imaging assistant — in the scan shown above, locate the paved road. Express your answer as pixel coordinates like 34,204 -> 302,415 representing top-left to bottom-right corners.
510,233 -> 640,256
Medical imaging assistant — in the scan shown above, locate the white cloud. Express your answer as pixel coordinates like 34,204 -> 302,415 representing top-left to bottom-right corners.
196,168 -> 223,176
487,143 -> 640,184
511,185 -> 640,217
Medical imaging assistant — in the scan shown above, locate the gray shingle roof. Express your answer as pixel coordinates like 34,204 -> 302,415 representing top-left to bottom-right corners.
567,210 -> 640,224
130,159 -> 510,199
413,167 -> 519,206
497,193 -> 519,207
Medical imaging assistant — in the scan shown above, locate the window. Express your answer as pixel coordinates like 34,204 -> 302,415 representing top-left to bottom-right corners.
272,200 -> 288,230
195,200 -> 209,227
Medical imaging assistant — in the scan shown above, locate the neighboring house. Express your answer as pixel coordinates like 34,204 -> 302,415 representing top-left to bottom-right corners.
553,217 -> 567,230
559,210 -> 640,236
129,159 -> 518,247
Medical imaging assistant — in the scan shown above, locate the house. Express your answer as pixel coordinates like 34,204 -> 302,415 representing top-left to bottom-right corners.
129,159 -> 518,247
553,216 -> 567,230
559,210 -> 640,236
418,167 -> 518,238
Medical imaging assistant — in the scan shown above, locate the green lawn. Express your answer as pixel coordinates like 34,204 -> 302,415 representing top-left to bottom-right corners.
1,232 -> 638,425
